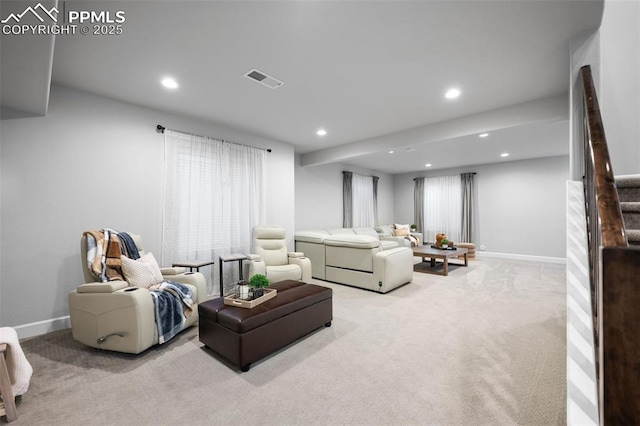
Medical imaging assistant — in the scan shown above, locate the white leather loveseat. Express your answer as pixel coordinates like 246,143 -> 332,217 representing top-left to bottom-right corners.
295,228 -> 414,293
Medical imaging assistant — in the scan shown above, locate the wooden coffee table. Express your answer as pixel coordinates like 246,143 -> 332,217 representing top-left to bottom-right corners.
412,245 -> 468,276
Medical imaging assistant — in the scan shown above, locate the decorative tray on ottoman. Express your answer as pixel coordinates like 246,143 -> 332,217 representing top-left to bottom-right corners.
430,245 -> 458,250
224,288 -> 277,309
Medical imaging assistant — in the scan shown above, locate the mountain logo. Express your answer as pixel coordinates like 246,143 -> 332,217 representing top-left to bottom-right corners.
1,3 -> 59,24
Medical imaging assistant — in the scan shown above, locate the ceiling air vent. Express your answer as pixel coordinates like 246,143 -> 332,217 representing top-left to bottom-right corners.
244,69 -> 284,89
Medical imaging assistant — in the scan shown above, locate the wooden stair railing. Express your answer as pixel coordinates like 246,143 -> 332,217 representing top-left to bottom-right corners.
580,65 -> 640,425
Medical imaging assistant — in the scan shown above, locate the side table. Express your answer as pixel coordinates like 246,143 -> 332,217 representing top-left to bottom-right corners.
219,254 -> 247,297
171,259 -> 215,273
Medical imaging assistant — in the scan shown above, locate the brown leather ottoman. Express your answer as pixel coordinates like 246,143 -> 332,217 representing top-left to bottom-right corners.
198,280 -> 332,372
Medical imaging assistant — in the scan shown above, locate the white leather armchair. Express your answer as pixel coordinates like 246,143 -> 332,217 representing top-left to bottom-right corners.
245,225 -> 312,283
68,233 -> 208,354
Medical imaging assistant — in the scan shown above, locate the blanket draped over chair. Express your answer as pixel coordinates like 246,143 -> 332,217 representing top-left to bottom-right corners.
404,235 -> 420,247
84,229 -> 140,282
84,229 -> 192,345
149,281 -> 194,343
0,327 -> 33,397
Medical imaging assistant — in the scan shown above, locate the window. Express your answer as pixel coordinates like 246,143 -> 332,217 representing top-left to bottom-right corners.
423,175 -> 462,243
343,171 -> 378,228
162,130 -> 267,294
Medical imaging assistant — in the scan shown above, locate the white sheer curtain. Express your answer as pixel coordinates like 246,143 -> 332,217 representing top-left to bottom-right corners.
352,173 -> 375,227
423,175 -> 462,243
162,130 -> 267,295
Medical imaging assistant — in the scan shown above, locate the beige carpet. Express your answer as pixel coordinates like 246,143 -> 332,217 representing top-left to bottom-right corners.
8,258 -> 566,425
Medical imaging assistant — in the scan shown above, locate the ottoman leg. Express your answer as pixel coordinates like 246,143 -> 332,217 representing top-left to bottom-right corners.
241,363 -> 251,372
325,321 -> 332,327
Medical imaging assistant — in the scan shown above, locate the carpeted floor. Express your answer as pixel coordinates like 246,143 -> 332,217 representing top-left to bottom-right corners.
7,257 -> 566,425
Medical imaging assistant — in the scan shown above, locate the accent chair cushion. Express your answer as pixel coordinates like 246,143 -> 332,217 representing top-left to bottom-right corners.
253,225 -> 287,240
257,243 -> 288,266
266,264 -> 302,282
121,252 -> 164,288
253,225 -> 289,266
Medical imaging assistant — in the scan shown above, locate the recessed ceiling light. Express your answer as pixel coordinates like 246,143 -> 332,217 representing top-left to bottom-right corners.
501,153 -> 510,157
161,77 -> 179,89
425,163 -> 432,167
389,150 -> 394,154
479,133 -> 489,138
445,88 -> 461,99
316,129 -> 327,136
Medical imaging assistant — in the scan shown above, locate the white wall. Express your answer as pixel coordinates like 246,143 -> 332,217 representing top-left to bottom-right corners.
393,156 -> 570,258
0,84 -> 295,332
295,158 -> 394,230
569,0 -> 640,178
569,29 -> 600,180
600,0 -> 640,175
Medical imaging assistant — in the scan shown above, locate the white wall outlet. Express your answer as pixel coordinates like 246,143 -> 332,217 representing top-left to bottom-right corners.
479,245 -> 486,251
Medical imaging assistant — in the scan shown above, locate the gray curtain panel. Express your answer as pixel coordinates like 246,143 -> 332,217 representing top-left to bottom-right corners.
343,171 -> 353,228
373,176 -> 379,226
414,177 -> 425,236
461,172 -> 475,242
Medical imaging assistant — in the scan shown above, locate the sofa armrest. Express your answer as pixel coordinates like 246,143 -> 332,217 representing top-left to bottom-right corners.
77,281 -> 128,293
244,255 -> 266,280
288,256 -> 312,283
373,247 -> 413,292
288,252 -> 305,258
160,266 -> 187,275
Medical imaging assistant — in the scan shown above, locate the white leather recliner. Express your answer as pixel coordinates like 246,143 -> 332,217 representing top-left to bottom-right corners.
245,225 -> 312,283
68,233 -> 208,354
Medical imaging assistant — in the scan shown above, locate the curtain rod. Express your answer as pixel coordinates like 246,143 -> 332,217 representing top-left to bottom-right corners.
343,171 -> 379,179
156,124 -> 272,153
413,172 -> 476,181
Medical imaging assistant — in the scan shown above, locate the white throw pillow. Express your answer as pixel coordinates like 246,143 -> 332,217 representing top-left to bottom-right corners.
121,252 -> 164,288
393,224 -> 410,237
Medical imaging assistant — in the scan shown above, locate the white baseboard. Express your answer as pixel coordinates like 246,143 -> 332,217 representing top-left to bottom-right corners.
478,251 -> 566,264
13,316 -> 70,340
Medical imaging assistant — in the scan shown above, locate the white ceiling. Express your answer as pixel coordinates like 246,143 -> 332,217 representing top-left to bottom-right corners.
3,1 -> 603,173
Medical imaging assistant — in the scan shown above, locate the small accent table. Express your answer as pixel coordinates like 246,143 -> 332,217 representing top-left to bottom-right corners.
171,259 -> 215,273
219,254 -> 247,297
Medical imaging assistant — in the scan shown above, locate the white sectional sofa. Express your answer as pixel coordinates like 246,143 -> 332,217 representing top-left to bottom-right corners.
294,228 -> 414,293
